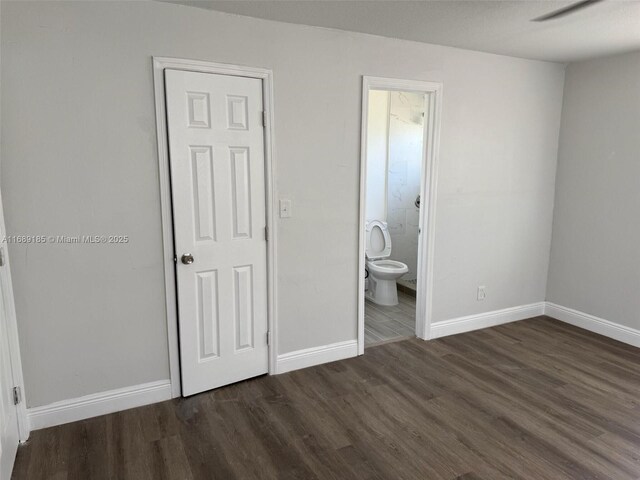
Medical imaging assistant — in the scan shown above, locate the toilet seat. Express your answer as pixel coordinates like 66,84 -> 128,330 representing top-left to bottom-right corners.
366,259 -> 409,275
365,220 -> 392,259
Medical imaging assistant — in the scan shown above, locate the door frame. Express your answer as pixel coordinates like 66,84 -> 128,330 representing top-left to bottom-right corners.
358,76 -> 443,354
0,192 -> 29,443
152,57 -> 278,397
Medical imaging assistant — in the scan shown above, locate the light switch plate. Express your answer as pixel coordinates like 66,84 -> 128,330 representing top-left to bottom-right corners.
279,199 -> 292,218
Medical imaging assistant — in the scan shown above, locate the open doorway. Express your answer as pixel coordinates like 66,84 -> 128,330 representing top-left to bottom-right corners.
357,77 -> 443,353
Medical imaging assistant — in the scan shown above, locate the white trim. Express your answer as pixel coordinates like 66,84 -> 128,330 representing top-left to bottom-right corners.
0,192 -> 29,442
23,304 -> 638,432
545,303 -> 640,349
27,380 -> 172,431
358,76 -> 443,354
275,340 -> 358,374
430,302 -> 545,339
152,57 -> 278,395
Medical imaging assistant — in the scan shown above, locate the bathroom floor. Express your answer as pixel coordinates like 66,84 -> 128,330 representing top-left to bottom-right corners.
364,291 -> 416,346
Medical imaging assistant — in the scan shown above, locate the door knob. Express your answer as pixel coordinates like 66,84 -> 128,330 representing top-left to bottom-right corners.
181,253 -> 194,265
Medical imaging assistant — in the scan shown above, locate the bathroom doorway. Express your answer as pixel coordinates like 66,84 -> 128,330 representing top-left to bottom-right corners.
357,77 -> 443,354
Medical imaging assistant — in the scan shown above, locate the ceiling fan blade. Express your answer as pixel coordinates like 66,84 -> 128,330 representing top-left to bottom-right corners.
532,0 -> 605,21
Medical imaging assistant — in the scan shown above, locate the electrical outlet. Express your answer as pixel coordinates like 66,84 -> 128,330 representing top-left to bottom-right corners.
477,286 -> 486,301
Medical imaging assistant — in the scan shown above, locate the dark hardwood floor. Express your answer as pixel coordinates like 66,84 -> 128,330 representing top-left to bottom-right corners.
13,316 -> 640,480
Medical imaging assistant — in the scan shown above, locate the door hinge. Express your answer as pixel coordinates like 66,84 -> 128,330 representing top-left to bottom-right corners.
12,386 -> 21,405
265,226 -> 269,242
261,111 -> 267,128
266,331 -> 271,346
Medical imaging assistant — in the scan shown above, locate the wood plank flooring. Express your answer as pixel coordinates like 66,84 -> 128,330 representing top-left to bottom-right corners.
364,291 -> 416,346
13,316 -> 640,480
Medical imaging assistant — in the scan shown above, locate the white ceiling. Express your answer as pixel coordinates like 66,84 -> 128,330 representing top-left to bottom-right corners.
165,0 -> 640,63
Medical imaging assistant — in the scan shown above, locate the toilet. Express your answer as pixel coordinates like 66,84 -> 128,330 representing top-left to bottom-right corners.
365,220 -> 408,306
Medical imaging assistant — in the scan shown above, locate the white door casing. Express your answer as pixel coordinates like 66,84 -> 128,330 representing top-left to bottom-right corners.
358,77 -> 443,353
165,69 -> 269,396
0,253 -> 19,479
0,184 -> 27,477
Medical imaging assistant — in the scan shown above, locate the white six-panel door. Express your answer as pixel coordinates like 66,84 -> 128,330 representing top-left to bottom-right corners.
165,69 -> 269,396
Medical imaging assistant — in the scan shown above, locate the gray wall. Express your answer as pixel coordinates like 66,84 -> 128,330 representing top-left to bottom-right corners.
1,1 -> 565,408
547,51 -> 640,330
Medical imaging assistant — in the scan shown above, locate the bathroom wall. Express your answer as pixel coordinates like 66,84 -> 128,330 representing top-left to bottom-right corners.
387,92 -> 425,283
365,90 -> 390,223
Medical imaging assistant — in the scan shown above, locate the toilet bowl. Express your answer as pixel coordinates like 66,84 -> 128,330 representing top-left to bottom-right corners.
365,220 -> 408,306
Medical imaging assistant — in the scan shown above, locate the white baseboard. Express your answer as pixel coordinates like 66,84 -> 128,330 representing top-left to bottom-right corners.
28,380 -> 172,431
430,302 -> 546,339
276,340 -> 358,374
545,303 -> 640,349
22,305 -> 638,434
